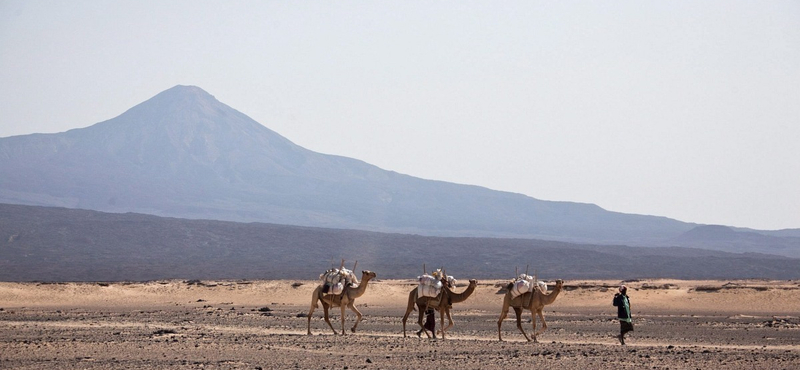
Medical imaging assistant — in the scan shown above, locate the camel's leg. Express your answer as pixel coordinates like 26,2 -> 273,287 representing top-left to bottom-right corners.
348,303 -> 363,333
438,308 -> 447,340
446,309 -> 454,331
401,292 -> 416,338
514,307 -> 531,342
530,308 -> 539,343
322,302 -> 337,335
307,309 -> 314,335
418,303 -> 432,338
439,308 -> 454,335
340,304 -> 347,336
497,302 -> 511,341
307,302 -> 317,335
532,309 -> 547,342
307,291 -> 322,335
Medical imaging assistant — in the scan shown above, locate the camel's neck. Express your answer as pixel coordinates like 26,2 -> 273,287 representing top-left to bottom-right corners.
351,276 -> 372,298
447,282 -> 476,304
541,284 -> 562,305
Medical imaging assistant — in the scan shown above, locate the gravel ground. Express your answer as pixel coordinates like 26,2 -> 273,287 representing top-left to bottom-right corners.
2,300 -> 798,370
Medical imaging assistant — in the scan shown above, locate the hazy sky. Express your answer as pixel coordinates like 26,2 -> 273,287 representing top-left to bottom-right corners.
1,1 -> 798,230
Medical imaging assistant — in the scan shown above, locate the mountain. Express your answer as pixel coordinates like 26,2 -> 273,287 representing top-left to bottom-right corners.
2,203 -> 797,281
671,225 -> 800,257
0,85 -> 797,256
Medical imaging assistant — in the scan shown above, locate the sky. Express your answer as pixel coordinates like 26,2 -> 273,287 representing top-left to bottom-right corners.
1,1 -> 799,230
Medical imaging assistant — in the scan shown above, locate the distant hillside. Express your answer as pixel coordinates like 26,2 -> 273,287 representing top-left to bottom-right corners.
2,85 -> 797,257
670,225 -> 800,257
1,203 -> 797,281
0,85 -> 695,246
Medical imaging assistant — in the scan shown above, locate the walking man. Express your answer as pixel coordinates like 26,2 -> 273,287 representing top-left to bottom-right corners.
613,285 -> 633,345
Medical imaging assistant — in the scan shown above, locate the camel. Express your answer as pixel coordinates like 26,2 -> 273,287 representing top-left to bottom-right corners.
401,276 -> 454,339
402,278 -> 478,340
307,270 -> 377,335
497,279 -> 564,342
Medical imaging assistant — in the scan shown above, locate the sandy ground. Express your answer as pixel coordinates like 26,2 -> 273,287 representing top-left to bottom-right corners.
1,278 -> 798,369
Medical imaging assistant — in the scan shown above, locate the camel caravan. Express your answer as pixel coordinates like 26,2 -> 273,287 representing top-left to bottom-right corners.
306,260 -> 562,342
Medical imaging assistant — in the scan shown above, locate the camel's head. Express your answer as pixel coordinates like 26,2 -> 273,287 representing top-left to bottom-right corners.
361,270 -> 377,280
468,279 -> 478,286
554,279 -> 564,287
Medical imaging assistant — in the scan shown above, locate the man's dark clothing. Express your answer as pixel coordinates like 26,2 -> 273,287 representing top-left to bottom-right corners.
613,292 -> 633,338
613,293 -> 632,322
424,309 -> 435,332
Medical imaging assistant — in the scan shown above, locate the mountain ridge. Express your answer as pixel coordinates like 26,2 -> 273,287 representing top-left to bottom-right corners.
1,85 -> 797,257
1,203 -> 797,281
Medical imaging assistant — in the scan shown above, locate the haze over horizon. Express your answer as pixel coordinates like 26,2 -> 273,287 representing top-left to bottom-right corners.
2,1 -> 798,230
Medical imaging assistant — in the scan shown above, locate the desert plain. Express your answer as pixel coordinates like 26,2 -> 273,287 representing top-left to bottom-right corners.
1,278 -> 798,370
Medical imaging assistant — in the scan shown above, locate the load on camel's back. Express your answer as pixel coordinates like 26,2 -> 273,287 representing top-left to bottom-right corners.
319,265 -> 360,295
509,273 -> 547,299
418,269 -> 456,298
